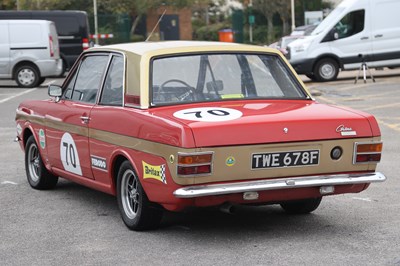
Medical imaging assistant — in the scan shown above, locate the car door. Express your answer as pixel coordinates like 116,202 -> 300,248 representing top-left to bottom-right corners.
45,53 -> 110,179
87,54 -> 124,185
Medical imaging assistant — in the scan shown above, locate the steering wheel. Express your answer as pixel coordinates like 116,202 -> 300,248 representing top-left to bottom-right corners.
159,79 -> 195,102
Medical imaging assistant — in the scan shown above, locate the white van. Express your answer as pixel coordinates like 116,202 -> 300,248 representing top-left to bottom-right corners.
287,0 -> 400,82
0,20 -> 62,87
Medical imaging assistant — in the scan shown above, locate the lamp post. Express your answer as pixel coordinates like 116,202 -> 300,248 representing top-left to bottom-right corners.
93,0 -> 99,45
291,0 -> 296,31
248,0 -> 254,43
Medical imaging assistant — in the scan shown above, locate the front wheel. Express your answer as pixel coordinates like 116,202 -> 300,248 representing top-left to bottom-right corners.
314,58 -> 339,82
117,161 -> 163,231
25,135 -> 58,189
280,197 -> 322,214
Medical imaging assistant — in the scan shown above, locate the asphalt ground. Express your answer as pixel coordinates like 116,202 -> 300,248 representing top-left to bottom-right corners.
0,68 -> 399,265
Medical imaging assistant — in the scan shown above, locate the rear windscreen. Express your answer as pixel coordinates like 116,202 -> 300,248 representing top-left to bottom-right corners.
43,16 -> 81,36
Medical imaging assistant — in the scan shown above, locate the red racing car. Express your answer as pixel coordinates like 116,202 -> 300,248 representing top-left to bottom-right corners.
16,41 -> 386,230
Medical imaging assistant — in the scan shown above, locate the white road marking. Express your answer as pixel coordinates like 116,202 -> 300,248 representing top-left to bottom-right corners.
43,79 -> 57,86
352,197 -> 373,202
1,181 -> 18,185
0,88 -> 38,104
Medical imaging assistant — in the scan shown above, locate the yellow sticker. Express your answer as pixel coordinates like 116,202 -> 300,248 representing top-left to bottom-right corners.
221,94 -> 244,99
142,161 -> 167,184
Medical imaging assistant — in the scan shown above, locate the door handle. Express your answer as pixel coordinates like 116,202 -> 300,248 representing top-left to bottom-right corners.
80,116 -> 90,124
375,34 -> 383,38
360,37 -> 369,40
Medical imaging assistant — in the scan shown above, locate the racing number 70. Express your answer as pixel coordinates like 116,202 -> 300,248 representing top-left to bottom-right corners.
184,109 -> 230,118
62,142 -> 77,168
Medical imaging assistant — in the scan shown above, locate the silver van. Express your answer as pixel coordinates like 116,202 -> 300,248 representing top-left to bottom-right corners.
0,20 -> 62,88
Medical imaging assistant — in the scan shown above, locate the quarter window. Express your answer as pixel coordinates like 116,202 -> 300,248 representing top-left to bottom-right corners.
100,56 -> 124,106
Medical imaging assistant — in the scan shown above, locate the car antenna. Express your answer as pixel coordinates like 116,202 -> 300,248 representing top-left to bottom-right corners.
146,9 -> 167,42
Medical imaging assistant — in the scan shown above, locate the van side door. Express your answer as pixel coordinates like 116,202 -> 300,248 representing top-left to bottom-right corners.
370,0 -> 400,67
0,22 -> 10,77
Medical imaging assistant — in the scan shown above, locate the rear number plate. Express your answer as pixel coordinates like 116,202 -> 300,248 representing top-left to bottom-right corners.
252,150 -> 320,169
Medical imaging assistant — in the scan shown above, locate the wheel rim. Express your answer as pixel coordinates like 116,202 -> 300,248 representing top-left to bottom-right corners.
121,169 -> 140,219
319,63 -> 336,79
27,143 -> 40,182
18,68 -> 36,86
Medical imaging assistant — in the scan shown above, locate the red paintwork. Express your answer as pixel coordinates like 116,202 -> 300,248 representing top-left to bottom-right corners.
147,100 -> 380,147
16,96 -> 381,211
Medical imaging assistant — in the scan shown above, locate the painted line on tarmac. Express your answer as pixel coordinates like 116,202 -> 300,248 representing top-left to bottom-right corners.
1,181 -> 18,185
352,197 -> 373,202
0,88 -> 38,104
43,79 -> 57,86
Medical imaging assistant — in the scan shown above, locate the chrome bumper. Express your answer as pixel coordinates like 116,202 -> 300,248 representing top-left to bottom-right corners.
173,172 -> 386,198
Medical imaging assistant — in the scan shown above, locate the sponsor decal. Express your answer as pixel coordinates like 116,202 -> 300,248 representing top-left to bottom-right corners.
60,132 -> 82,176
173,107 -> 243,122
226,156 -> 236,167
91,156 -> 107,171
39,129 -> 46,149
336,124 -> 357,136
142,161 -> 167,184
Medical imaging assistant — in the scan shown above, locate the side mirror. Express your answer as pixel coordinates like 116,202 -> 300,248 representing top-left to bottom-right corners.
48,84 -> 62,101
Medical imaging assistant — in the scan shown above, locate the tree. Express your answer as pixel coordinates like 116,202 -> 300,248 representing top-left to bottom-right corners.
253,0 -> 278,44
275,0 -> 291,35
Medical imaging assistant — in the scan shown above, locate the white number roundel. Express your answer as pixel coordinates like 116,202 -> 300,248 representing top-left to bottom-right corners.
173,107 -> 243,122
60,132 -> 82,176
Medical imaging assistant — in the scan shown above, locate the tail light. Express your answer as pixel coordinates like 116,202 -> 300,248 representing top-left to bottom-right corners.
49,35 -> 54,57
353,142 -> 382,164
177,152 -> 213,176
82,38 -> 90,50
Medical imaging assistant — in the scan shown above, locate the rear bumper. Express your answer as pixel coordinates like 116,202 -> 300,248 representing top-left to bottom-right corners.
36,58 -> 63,77
173,172 -> 386,198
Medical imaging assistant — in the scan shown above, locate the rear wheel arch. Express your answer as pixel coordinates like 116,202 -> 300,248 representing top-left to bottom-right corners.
12,61 -> 41,80
111,154 -> 129,194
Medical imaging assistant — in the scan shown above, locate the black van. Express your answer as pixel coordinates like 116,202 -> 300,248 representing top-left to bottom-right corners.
0,10 -> 91,74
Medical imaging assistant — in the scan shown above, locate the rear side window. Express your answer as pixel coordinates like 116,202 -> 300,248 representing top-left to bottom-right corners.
45,16 -> 81,36
100,56 -> 124,106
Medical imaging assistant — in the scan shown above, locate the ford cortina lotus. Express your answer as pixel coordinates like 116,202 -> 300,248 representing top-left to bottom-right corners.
16,41 -> 386,230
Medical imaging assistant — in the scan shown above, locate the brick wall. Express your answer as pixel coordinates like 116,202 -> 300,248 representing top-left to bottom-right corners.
146,7 -> 192,41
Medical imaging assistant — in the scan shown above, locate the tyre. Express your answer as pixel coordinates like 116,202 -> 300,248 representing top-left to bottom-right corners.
280,197 -> 322,214
305,74 -> 317,81
314,58 -> 339,82
15,65 -> 41,88
25,135 -> 58,190
117,161 -> 163,231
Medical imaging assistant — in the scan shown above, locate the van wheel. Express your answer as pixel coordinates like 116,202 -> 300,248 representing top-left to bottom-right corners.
15,65 -> 41,88
314,58 -> 339,82
117,161 -> 163,231
280,197 -> 322,214
25,136 -> 58,190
